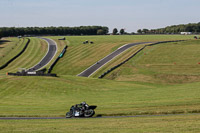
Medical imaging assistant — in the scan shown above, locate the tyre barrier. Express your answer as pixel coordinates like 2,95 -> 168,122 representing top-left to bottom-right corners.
98,40 -> 185,79
7,72 -> 57,77
0,38 -> 30,70
47,45 -> 68,73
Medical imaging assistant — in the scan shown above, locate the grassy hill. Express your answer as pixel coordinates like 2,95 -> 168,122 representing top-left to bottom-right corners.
0,75 -> 200,117
0,37 -> 24,66
0,35 -> 200,132
105,40 -> 200,84
1,35 -> 199,117
50,35 -> 193,76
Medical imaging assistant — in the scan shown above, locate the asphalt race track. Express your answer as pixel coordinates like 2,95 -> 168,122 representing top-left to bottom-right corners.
27,37 -> 57,72
78,42 -> 150,77
0,113 -> 199,120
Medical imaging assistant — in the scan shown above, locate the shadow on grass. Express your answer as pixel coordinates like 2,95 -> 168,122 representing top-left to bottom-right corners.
0,40 -> 11,45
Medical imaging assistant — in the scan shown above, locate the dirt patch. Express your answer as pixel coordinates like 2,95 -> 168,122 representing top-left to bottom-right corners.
0,40 -> 11,45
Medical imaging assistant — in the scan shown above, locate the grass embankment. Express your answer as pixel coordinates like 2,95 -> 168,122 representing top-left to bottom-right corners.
92,44 -> 150,78
0,37 -> 48,74
0,75 -> 200,117
0,37 -> 24,66
50,35 -> 193,76
0,114 -> 200,133
105,40 -> 200,84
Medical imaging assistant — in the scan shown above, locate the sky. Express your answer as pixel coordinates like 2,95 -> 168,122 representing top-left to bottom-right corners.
0,0 -> 200,32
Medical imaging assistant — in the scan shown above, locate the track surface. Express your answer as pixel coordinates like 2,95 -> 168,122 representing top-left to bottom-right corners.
0,113 -> 199,120
78,42 -> 150,77
27,37 -> 57,72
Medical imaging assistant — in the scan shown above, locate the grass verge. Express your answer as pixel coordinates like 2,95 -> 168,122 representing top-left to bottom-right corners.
0,114 -> 200,133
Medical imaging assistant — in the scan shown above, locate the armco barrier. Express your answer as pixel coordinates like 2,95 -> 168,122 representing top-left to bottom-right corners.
0,38 -> 30,70
98,40 -> 185,79
47,45 -> 68,73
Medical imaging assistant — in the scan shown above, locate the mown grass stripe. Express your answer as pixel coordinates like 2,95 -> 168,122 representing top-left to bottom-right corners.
0,38 -> 29,70
51,35 -> 193,76
0,37 -> 22,66
0,38 -> 48,74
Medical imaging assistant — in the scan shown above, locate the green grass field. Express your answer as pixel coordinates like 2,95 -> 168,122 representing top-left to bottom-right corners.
0,114 -> 200,133
105,40 -> 200,84
0,35 -> 200,132
0,74 -> 200,117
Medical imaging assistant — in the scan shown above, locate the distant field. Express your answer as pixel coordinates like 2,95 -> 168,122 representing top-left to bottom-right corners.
105,40 -> 200,84
0,37 -> 48,74
50,35 -> 193,76
0,114 -> 200,133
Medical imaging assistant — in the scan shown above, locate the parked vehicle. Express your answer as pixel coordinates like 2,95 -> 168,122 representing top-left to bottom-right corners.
66,102 -> 97,118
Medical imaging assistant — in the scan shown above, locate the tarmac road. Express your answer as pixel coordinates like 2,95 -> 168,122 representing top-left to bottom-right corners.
27,37 -> 57,72
0,113 -> 199,120
78,42 -> 150,77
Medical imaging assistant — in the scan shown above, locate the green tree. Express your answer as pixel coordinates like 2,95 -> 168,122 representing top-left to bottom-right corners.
113,28 -> 118,35
120,29 -> 125,35
137,29 -> 142,34
142,29 -> 149,34
0,26 -> 109,37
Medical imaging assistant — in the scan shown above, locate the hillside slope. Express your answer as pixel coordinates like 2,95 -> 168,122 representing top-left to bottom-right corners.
0,37 -> 24,66
0,37 -> 48,74
0,75 -> 200,117
105,40 -> 200,84
50,35 -> 193,76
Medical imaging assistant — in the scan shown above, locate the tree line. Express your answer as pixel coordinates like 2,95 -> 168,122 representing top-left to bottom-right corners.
0,26 -> 109,37
137,22 -> 200,34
